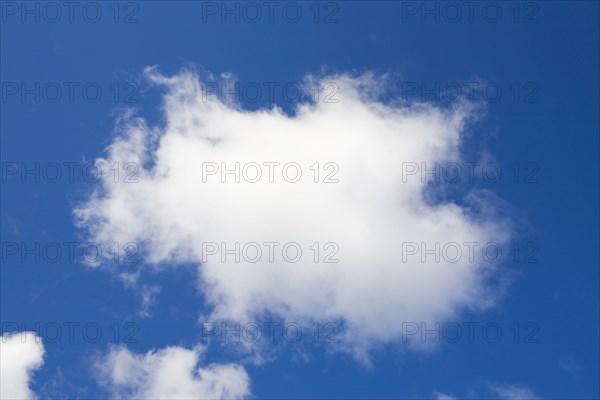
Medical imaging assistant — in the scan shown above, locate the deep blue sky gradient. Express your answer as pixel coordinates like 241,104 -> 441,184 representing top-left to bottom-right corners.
1,1 -> 599,398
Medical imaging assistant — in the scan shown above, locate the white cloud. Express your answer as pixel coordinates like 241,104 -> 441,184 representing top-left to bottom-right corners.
75,67 -> 511,358
1,332 -> 45,400
559,359 -> 583,375
95,345 -> 250,399
489,384 -> 540,400
434,390 -> 456,400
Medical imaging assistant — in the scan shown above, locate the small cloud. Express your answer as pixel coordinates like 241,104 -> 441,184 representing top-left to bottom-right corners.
489,383 -> 540,400
4,216 -> 23,237
434,390 -> 457,400
560,359 -> 583,376
138,284 -> 161,318
95,344 -> 251,399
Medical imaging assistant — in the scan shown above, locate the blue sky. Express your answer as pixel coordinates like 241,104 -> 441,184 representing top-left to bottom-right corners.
1,1 -> 599,399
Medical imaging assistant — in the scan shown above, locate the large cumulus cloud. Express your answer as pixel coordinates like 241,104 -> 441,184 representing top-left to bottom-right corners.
75,67 -> 511,358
